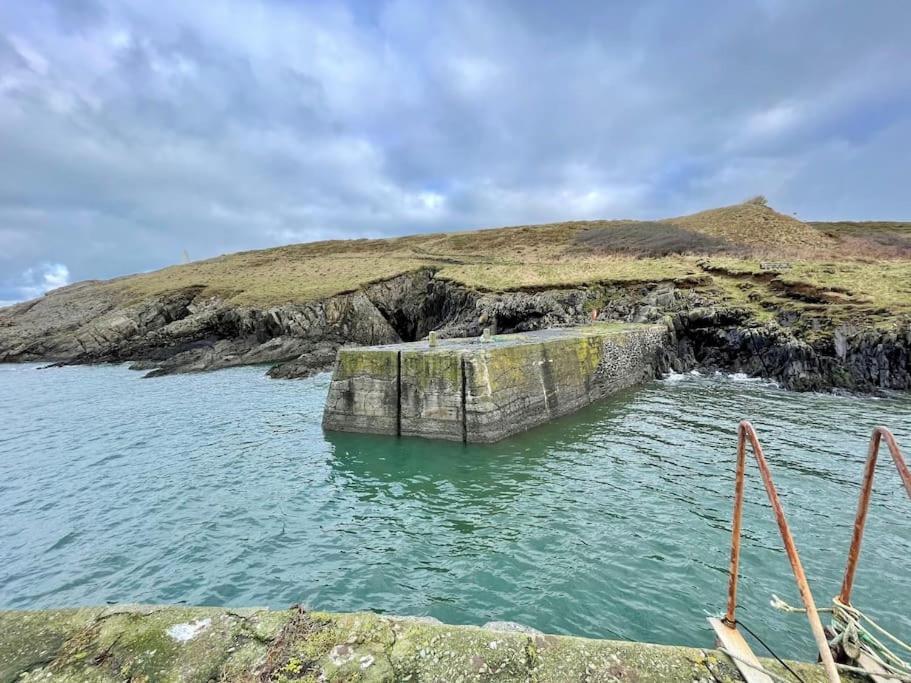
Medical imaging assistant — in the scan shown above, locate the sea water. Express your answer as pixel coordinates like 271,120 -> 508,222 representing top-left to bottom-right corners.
1,363 -> 909,659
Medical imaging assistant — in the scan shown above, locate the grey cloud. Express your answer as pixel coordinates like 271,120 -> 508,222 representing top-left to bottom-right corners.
0,0 -> 909,303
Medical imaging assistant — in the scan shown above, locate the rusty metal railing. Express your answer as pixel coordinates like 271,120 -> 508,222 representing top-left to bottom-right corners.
724,420 -> 840,682
839,426 -> 911,606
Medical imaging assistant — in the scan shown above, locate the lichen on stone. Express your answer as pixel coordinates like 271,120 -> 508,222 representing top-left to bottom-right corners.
0,605 -> 857,682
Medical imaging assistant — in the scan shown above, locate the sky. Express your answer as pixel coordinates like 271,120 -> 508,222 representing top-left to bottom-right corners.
1,0 -> 910,305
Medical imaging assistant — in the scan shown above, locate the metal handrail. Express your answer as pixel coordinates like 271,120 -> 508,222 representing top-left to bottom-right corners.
839,426 -> 911,606
725,420 -> 840,682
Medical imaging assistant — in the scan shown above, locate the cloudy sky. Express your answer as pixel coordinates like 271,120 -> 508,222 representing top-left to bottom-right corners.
1,0 -> 909,304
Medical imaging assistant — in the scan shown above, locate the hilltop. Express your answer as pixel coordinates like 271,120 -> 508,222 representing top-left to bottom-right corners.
19,198 -> 904,305
1,200 -> 910,391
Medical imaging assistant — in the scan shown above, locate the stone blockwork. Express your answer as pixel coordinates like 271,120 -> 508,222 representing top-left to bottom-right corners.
322,324 -> 669,443
0,605 -> 852,682
321,349 -> 400,435
400,348 -> 466,440
465,325 -> 668,442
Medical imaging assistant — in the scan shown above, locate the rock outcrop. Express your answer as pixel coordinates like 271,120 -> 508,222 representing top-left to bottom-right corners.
667,308 -> 911,392
1,267 -> 909,394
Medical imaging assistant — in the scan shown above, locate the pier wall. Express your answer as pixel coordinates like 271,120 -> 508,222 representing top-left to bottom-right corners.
322,324 -> 668,442
0,605 -> 845,682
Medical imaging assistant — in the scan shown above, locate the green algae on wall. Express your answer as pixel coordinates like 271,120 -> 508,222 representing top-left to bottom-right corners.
400,349 -> 465,441
322,324 -> 670,443
335,349 -> 399,380
322,349 -> 400,436
463,325 -> 669,442
0,605 -> 856,682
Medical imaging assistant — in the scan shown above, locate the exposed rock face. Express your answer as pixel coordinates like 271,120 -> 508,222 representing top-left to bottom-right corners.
0,280 -> 127,360
667,309 -> 911,392
366,269 -> 476,341
1,267 -> 909,394
1,283 -> 405,378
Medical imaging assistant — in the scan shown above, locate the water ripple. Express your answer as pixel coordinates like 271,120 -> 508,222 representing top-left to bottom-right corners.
0,364 -> 909,660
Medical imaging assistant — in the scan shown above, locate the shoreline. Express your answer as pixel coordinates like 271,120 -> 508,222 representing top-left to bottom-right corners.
3,264 -> 910,395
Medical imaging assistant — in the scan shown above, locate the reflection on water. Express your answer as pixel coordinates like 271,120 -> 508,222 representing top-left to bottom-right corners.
0,363 -> 909,659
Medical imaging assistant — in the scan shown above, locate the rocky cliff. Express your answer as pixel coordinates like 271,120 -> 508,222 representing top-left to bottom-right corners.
1,264 -> 910,393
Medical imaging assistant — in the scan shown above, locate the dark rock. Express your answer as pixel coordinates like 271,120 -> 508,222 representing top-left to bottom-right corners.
267,344 -> 341,379
1,269 -> 909,394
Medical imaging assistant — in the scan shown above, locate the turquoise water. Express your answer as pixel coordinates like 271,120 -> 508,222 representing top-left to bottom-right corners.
1,363 -> 909,660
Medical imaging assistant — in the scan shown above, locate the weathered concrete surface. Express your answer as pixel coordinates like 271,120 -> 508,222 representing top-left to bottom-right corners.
400,348 -> 465,441
321,349 -> 400,436
0,605 -> 852,682
322,323 -> 669,442
463,325 -> 667,442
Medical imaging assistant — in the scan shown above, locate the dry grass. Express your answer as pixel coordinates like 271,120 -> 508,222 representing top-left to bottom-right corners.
668,202 -> 831,249
781,261 -> 911,312
692,256 -> 911,332
90,201 -> 910,315
118,252 -> 434,305
436,256 -> 698,291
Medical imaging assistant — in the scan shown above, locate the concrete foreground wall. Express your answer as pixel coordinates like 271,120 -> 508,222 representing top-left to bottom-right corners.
0,605 -> 848,682
323,324 -> 668,443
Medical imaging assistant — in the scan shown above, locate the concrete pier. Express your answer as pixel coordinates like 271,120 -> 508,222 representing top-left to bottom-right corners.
0,605 -> 844,682
322,323 -> 668,443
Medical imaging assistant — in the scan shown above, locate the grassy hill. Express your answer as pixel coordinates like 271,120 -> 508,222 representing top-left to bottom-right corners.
76,200 -> 908,331
4,198 -> 910,388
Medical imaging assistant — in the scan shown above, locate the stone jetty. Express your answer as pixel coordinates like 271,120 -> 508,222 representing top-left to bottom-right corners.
322,323 -> 668,442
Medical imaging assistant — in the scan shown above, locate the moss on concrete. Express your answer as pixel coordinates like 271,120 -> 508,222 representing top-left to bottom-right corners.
326,324 -> 669,442
399,349 -> 465,440
323,349 -> 401,436
0,607 -> 105,682
401,350 -> 462,393
336,349 -> 399,380
480,343 -> 547,394
0,605 -> 858,682
389,619 -> 530,681
461,324 -> 667,441
0,606 -> 281,682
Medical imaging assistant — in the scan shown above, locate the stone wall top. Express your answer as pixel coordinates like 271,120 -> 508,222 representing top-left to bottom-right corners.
0,605 -> 848,682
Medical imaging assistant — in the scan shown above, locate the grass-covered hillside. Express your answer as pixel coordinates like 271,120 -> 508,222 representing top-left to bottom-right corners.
3,197 -> 909,388
70,198 -> 908,327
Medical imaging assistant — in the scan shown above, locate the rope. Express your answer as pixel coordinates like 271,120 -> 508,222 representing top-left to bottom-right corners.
717,647 -> 799,683
834,662 -> 911,683
724,641 -> 911,683
735,619 -> 806,683
833,597 -> 911,658
771,595 -> 911,681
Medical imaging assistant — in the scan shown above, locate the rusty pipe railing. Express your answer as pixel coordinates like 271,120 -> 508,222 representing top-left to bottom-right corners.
838,426 -> 911,606
725,420 -> 840,682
